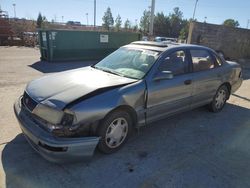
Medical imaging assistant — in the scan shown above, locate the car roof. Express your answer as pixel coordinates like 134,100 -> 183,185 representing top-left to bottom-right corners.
124,41 -> 213,53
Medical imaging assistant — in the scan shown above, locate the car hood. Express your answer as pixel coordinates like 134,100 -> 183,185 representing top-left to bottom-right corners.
26,67 -> 137,109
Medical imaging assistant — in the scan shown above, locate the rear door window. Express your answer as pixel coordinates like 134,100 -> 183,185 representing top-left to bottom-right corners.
190,49 -> 215,72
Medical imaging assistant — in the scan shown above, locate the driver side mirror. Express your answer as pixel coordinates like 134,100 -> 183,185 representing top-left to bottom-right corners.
153,71 -> 174,81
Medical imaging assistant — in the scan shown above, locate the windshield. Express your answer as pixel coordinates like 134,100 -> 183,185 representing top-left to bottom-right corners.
93,47 -> 159,79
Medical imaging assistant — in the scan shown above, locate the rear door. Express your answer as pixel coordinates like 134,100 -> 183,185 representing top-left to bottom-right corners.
189,48 -> 223,108
146,49 -> 193,123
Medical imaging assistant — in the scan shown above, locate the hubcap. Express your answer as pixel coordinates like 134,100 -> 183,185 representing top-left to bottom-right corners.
215,89 -> 226,109
105,117 -> 128,148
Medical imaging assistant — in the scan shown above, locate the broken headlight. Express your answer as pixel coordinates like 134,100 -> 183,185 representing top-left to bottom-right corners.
33,104 -> 64,125
60,109 -> 76,126
32,104 -> 76,126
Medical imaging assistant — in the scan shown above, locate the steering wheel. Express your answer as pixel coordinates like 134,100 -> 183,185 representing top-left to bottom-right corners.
132,56 -> 143,69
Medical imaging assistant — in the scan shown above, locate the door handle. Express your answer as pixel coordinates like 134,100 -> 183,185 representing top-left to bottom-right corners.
184,79 -> 192,85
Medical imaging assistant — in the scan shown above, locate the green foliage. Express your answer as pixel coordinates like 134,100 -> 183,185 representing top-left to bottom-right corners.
169,7 -> 184,38
179,24 -> 188,40
223,19 -> 239,27
102,7 -> 114,30
124,19 -> 131,31
153,12 -> 170,36
36,12 -> 43,28
133,24 -> 138,32
179,28 -> 186,40
152,7 -> 189,39
115,14 -> 122,31
140,10 -> 150,34
36,12 -> 48,28
178,19 -> 189,40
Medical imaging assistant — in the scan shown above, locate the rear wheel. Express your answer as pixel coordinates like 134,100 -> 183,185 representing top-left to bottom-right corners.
208,85 -> 229,112
97,110 -> 132,153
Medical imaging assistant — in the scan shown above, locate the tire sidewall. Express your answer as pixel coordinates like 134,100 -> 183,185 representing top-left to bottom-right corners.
210,85 -> 229,112
97,110 -> 133,153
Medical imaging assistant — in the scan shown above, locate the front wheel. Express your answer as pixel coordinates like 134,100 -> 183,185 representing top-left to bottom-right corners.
97,110 -> 132,153
208,85 -> 229,112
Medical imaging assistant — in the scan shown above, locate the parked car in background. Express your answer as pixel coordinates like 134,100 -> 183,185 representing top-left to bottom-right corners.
14,41 -> 242,162
154,36 -> 178,43
66,21 -> 81,26
141,36 -> 148,41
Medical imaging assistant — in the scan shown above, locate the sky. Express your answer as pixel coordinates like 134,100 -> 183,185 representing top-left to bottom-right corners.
1,0 -> 250,28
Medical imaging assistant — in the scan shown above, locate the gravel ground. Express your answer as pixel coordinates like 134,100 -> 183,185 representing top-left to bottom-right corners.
0,46 -> 250,188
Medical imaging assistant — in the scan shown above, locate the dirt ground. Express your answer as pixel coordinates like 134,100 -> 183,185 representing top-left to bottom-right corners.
0,46 -> 250,188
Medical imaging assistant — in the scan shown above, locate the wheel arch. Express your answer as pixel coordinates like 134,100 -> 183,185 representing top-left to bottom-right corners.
98,105 -> 138,130
109,105 -> 138,126
96,105 -> 137,153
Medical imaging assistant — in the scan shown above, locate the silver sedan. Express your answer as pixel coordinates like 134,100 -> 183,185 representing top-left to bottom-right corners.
14,41 -> 242,162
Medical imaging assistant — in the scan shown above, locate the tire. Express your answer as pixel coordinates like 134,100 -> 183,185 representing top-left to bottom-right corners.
208,85 -> 229,112
97,110 -> 132,154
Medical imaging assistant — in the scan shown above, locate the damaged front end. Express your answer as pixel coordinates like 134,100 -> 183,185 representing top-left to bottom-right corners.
14,94 -> 100,163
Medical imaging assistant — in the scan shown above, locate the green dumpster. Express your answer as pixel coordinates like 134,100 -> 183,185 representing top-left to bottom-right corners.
38,29 -> 141,62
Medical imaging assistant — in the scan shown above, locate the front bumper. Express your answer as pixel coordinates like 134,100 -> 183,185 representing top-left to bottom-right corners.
14,98 -> 100,163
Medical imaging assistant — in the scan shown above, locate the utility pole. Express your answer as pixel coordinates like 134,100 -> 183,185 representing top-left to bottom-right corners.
247,19 -> 250,29
86,13 -> 89,26
192,0 -> 198,20
54,15 -> 57,22
94,0 -> 96,27
149,0 -> 155,36
12,3 -> 16,18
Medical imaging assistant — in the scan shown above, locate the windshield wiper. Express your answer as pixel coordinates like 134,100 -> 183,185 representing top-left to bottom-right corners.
93,66 -> 139,80
93,66 -> 125,77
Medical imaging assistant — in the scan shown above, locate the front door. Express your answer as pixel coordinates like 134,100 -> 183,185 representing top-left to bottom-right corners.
146,49 -> 193,123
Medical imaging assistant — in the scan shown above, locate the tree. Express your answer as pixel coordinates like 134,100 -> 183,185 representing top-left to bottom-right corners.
37,12 -> 43,28
223,19 -> 239,27
139,7 -> 190,39
102,7 -> 114,30
124,19 -> 131,31
171,7 -> 183,19
153,12 -> 170,36
133,24 -> 138,32
140,10 -> 150,34
178,19 -> 189,40
41,16 -> 48,28
36,12 -> 48,28
169,7 -> 183,38
169,7 -> 184,38
115,14 -> 122,31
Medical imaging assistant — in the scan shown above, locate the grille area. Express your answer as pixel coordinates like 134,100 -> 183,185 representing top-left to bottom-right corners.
22,92 -> 38,112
